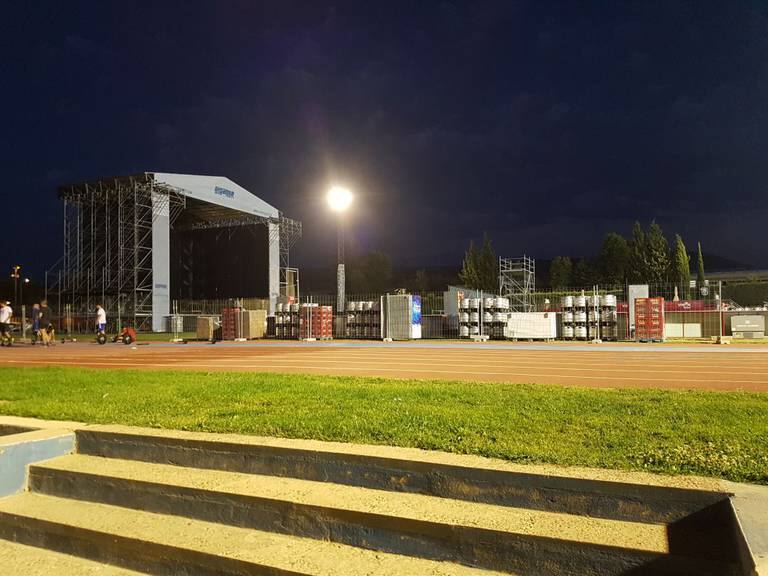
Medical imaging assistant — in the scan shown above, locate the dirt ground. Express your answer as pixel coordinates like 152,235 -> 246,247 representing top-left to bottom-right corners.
2,339 -> 768,392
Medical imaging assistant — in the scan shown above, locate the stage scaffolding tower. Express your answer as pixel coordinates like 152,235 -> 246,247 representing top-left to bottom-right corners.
47,173 -> 302,332
51,174 -> 186,331
499,255 -> 536,312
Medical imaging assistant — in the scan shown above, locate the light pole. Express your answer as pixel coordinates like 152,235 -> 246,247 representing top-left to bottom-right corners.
327,186 -> 353,315
10,265 -> 20,308
20,278 -> 29,307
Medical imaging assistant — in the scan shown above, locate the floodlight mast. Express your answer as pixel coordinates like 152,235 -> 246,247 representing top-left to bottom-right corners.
327,186 -> 352,316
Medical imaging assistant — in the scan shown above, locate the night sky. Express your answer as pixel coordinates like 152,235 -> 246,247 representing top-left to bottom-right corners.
3,1 -> 767,282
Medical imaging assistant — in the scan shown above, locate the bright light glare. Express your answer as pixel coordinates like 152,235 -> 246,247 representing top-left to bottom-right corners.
327,186 -> 353,212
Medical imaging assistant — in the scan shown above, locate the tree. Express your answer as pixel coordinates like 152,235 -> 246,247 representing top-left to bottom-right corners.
628,221 -> 648,282
696,242 -> 706,286
459,233 -> 498,292
414,268 -> 430,294
645,221 -> 671,284
549,256 -> 573,289
597,233 -> 630,285
348,251 -> 393,293
459,240 -> 480,289
477,232 -> 499,292
572,259 -> 594,287
672,234 -> 691,299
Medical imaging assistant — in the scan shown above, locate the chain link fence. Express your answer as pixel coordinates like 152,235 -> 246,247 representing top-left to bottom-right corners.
13,279 -> 768,342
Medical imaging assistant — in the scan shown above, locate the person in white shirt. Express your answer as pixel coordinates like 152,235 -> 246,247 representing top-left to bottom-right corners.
96,304 -> 107,334
0,301 -> 13,346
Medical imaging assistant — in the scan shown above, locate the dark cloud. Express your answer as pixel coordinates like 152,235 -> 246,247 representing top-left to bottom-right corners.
2,0 -> 768,283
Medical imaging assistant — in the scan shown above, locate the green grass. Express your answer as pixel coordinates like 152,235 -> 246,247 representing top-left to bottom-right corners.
1,367 -> 767,484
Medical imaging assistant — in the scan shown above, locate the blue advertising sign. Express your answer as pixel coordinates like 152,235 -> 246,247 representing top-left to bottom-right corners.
411,295 -> 422,339
412,295 -> 422,325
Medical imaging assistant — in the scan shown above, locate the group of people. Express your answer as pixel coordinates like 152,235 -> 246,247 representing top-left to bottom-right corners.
0,300 -> 56,347
0,302 -> 107,347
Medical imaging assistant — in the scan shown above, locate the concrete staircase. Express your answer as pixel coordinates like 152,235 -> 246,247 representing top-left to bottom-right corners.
0,425 -> 754,575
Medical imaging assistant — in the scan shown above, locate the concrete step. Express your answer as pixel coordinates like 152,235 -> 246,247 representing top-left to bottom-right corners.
76,425 -> 729,523
0,492 -> 504,576
26,454 -> 741,575
0,538 -> 145,576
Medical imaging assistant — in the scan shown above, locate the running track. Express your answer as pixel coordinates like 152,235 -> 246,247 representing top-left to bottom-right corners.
2,340 -> 768,391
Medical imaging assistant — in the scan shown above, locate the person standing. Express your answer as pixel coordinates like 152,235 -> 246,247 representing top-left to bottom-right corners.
0,301 -> 13,346
95,304 -> 107,334
39,299 -> 54,346
31,302 -> 41,344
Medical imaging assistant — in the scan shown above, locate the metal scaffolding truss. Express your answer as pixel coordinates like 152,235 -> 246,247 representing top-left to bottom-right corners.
499,255 -> 536,312
277,216 -> 302,299
50,174 -> 187,330
47,173 -> 302,330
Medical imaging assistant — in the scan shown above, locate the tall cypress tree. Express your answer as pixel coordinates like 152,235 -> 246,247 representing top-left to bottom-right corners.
477,232 -> 499,292
673,234 -> 691,299
459,240 -> 480,289
696,242 -> 706,286
598,232 -> 630,285
629,221 -> 648,282
646,221 -> 671,284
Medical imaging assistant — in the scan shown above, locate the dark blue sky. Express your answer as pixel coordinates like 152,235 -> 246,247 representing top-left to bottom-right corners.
3,1 -> 767,280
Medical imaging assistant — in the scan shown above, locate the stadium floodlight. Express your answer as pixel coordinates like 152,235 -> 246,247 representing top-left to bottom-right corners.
327,185 -> 353,322
327,186 -> 353,212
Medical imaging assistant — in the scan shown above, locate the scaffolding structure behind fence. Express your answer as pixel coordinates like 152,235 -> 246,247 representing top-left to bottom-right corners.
43,173 -> 301,334
499,256 -> 536,312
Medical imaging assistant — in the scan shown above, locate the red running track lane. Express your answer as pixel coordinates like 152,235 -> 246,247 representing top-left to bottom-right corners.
2,341 -> 768,391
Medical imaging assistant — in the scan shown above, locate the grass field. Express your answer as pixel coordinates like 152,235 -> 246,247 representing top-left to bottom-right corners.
1,366 -> 767,484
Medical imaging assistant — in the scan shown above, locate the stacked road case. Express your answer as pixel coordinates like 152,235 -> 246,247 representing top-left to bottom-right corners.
275,303 -> 300,339
299,304 -> 333,340
635,297 -> 665,342
345,301 -> 381,339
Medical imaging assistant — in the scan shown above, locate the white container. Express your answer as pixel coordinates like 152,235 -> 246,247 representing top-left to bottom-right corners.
470,312 -> 480,323
601,294 -> 617,308
588,310 -> 601,322
484,297 -> 496,309
588,295 -> 601,308
470,325 -> 480,335
469,298 -> 480,310
290,303 -> 300,313
363,301 -> 373,310
484,311 -> 494,324
460,312 -> 470,323
460,325 -> 470,337
563,325 -> 574,338
574,311 -> 587,323
459,299 -> 470,310
574,295 -> 586,308
355,301 -> 364,311
561,296 -> 574,309
575,325 -> 588,339
277,303 -> 284,313
347,302 -> 356,312
276,314 -> 283,325
563,311 -> 574,323
493,312 -> 506,323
